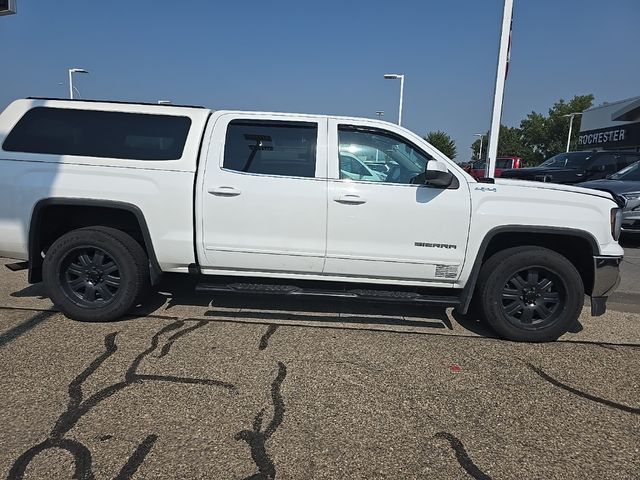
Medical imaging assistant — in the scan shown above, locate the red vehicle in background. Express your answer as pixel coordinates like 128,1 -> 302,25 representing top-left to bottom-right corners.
465,156 -> 522,178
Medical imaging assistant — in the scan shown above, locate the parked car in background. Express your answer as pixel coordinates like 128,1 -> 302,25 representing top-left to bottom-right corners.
578,160 -> 640,234
339,152 -> 386,182
465,156 -> 522,179
501,151 -> 640,184
340,144 -> 393,175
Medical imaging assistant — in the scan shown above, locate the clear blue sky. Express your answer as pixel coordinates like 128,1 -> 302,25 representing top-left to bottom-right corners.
1,0 -> 639,159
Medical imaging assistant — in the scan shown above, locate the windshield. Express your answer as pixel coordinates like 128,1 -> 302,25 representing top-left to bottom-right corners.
610,161 -> 640,181
540,152 -> 593,168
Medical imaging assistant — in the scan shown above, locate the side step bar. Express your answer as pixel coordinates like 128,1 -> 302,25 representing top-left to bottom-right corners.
5,261 -> 29,272
195,282 -> 461,307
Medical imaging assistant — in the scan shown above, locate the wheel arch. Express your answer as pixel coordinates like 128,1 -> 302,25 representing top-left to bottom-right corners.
28,198 -> 161,284
459,226 -> 599,314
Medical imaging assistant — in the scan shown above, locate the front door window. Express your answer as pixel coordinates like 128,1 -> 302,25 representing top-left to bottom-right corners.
338,126 -> 433,184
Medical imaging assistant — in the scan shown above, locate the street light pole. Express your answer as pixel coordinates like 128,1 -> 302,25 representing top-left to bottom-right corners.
384,74 -> 405,126
398,75 -> 404,126
485,0 -> 514,178
68,68 -> 89,99
563,112 -> 582,152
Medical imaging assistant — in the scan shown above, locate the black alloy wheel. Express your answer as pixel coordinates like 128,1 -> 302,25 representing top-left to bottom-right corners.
475,246 -> 584,342
60,246 -> 122,307
500,267 -> 564,330
43,226 -> 149,322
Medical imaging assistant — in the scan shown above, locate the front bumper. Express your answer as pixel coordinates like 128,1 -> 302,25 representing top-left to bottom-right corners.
590,255 -> 622,316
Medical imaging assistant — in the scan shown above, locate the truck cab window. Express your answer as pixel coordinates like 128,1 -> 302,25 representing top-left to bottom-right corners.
223,120 -> 317,178
338,126 -> 433,184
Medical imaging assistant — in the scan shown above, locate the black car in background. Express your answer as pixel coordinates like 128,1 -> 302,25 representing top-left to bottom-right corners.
578,161 -> 640,234
500,151 -> 640,184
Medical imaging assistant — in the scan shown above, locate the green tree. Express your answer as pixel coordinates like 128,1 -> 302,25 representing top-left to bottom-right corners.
520,94 -> 594,161
469,94 -> 595,166
424,130 -> 457,159
470,125 -> 538,164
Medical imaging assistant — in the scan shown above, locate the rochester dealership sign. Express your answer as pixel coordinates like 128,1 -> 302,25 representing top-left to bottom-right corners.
578,122 -> 640,149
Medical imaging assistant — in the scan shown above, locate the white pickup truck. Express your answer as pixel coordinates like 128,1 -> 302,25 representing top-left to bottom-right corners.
0,98 -> 624,341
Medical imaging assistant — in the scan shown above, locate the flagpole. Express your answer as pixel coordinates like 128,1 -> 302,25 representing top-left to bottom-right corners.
485,0 -> 514,178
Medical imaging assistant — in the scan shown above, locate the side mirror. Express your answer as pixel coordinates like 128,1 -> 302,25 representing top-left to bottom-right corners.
421,160 -> 454,188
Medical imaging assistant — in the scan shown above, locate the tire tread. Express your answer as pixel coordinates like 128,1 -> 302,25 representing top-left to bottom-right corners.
476,246 -> 584,342
42,226 -> 149,322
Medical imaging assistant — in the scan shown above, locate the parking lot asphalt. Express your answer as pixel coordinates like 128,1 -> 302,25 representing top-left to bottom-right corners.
1,254 -> 639,480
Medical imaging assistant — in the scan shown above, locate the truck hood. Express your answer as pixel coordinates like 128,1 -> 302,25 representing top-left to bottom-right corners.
500,167 -> 581,181
491,177 -> 619,204
576,179 -> 640,195
501,166 -> 568,175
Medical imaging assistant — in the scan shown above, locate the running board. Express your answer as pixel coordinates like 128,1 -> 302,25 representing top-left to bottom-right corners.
5,261 -> 29,272
195,282 -> 461,306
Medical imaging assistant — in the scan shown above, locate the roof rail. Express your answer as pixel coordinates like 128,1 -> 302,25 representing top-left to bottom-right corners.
26,97 -> 207,109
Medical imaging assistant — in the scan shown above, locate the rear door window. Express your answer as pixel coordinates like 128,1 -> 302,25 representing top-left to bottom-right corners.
223,120 -> 317,178
2,107 -> 192,160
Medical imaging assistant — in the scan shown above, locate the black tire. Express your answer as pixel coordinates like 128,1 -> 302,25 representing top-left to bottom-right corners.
476,246 -> 584,342
42,226 -> 149,322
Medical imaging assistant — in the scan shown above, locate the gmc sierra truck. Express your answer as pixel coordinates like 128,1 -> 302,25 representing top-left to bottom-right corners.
0,98 -> 625,342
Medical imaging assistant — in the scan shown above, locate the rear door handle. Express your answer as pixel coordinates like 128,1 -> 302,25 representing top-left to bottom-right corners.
334,194 -> 367,205
209,186 -> 242,197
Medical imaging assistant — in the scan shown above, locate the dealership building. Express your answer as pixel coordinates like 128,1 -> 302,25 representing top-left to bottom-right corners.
578,96 -> 640,152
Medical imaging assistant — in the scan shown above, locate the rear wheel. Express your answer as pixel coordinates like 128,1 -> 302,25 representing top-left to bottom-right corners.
43,227 -> 149,322
476,246 -> 584,342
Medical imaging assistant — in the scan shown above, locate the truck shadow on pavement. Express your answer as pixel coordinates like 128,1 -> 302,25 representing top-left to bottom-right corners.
10,275 -> 498,338
144,275 -> 498,338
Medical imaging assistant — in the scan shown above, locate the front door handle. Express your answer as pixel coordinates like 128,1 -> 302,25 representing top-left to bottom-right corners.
334,194 -> 367,205
209,186 -> 242,197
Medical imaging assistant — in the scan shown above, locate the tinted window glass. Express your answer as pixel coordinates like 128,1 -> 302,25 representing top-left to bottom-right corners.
340,154 -> 369,176
540,152 -> 593,167
3,107 -> 191,160
338,126 -> 433,184
619,154 -> 640,170
589,153 -> 618,173
223,121 -> 317,178
612,161 -> 640,181
496,159 -> 513,169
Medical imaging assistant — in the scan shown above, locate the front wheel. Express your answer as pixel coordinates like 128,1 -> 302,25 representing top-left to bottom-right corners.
42,227 -> 149,322
476,246 -> 584,342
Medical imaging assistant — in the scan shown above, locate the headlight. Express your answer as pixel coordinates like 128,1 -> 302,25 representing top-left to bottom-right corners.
622,192 -> 640,201
611,208 -> 622,240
